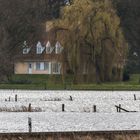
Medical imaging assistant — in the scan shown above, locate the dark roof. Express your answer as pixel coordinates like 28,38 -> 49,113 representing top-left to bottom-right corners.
14,43 -> 63,62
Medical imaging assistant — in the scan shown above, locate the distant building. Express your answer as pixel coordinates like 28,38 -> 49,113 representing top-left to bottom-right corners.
14,40 -> 64,75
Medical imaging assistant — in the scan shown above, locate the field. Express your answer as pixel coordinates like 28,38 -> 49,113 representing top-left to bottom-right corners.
0,90 -> 140,134
0,74 -> 140,90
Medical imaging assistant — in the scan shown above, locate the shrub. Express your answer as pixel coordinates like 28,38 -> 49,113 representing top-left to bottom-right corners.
123,70 -> 130,81
9,77 -> 32,84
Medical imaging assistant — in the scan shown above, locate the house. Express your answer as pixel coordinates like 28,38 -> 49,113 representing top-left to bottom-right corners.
14,40 -> 64,75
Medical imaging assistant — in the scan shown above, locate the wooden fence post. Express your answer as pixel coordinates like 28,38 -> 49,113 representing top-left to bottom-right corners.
93,105 -> 96,112
116,106 -> 118,112
134,94 -> 137,101
62,104 -> 65,112
28,103 -> 32,112
119,104 -> 121,112
70,96 -> 73,101
15,94 -> 17,102
9,97 -> 10,102
28,117 -> 32,133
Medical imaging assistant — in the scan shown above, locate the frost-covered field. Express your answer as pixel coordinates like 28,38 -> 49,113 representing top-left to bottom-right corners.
0,112 -> 140,133
0,90 -> 140,133
0,90 -> 140,113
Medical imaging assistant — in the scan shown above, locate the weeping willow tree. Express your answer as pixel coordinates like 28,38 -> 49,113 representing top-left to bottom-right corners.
49,0 -> 128,83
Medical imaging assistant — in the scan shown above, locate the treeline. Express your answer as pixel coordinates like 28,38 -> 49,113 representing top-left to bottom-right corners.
114,0 -> 140,73
0,0 -> 139,83
0,0 -> 63,81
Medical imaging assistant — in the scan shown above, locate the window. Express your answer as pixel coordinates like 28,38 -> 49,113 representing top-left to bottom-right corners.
22,41 -> 30,54
52,62 -> 61,74
44,62 -> 49,70
64,0 -> 70,5
46,47 -> 50,53
23,48 -> 28,54
55,41 -> 63,54
36,62 -> 40,70
37,47 -> 42,54
23,48 -> 30,54
36,62 -> 50,71
55,42 -> 60,54
36,41 -> 45,54
46,41 -> 51,54
36,62 -> 44,70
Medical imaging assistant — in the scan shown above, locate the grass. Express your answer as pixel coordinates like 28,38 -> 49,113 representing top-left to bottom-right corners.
72,83 -> 140,90
0,105 -> 42,112
72,74 -> 140,90
0,132 -> 140,140
0,74 -> 140,90
0,83 -> 64,90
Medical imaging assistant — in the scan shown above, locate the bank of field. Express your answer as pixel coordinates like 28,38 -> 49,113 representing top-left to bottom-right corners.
0,74 -> 140,90
1,131 -> 140,140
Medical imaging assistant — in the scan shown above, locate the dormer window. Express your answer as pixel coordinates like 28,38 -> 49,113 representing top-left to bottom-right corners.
22,41 -> 31,54
36,41 -> 45,54
46,41 -> 51,54
23,48 -> 31,54
46,41 -> 54,54
55,41 -> 63,54
64,0 -> 71,5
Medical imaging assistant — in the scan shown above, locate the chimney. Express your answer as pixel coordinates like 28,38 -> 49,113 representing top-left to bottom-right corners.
46,21 -> 54,32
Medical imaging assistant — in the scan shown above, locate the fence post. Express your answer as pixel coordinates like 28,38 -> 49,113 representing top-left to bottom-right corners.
134,94 -> 137,101
93,105 -> 96,112
119,104 -> 121,112
62,104 -> 65,112
70,96 -> 73,101
28,103 -> 32,112
9,97 -> 10,102
15,94 -> 17,102
28,117 -> 32,133
116,106 -> 118,112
